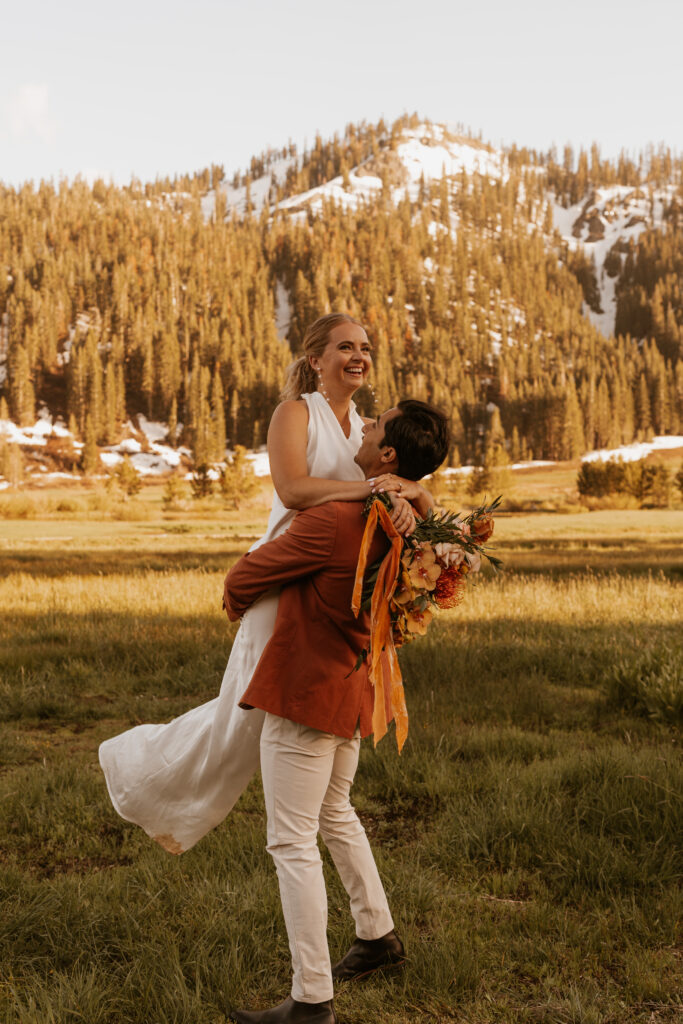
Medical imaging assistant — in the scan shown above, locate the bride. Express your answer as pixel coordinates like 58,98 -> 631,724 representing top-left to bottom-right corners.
99,312 -> 431,854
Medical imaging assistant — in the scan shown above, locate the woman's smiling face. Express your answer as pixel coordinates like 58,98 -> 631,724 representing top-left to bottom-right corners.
310,322 -> 372,396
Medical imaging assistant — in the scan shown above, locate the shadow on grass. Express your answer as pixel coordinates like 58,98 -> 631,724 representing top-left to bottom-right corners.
497,542 -> 683,578
0,548 -> 245,577
4,544 -> 683,580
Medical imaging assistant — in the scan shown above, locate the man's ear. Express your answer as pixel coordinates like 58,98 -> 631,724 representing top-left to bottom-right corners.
379,446 -> 398,470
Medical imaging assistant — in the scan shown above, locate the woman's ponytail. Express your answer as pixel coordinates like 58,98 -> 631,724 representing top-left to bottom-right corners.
280,356 -> 318,402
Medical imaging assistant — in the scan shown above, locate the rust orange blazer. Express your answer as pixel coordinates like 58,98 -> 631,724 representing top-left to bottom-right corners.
224,501 -> 390,739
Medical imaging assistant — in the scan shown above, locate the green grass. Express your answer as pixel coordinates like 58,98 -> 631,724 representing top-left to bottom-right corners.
1,511 -> 682,1023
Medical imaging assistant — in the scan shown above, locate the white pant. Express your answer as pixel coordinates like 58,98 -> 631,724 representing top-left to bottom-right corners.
260,713 -> 395,1003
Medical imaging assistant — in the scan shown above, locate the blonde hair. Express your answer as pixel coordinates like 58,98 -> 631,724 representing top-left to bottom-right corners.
280,313 -> 366,401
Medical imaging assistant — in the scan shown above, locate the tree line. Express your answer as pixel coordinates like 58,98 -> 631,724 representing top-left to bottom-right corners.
1,114 -> 682,470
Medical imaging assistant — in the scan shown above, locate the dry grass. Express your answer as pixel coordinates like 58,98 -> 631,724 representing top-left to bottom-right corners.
1,508 -> 681,1023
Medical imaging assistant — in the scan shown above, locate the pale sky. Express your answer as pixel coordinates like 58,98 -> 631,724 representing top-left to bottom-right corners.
1,0 -> 681,187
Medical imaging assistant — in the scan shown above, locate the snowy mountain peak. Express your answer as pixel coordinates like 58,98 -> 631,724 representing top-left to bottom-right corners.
550,184 -> 677,337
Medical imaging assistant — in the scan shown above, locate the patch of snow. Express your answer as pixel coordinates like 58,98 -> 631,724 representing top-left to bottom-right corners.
246,450 -> 271,477
396,132 -> 504,189
551,185 -> 677,337
135,415 -> 168,444
117,438 -> 142,454
582,435 -> 683,463
0,408 -> 71,447
278,168 -> 382,216
275,278 -> 291,341
276,124 -> 507,221
511,460 -> 556,469
205,155 -> 298,220
183,466 -> 221,481
103,430 -> 191,476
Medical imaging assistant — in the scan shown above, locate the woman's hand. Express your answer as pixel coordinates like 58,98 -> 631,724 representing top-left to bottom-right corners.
371,474 -> 435,519
388,493 -> 416,537
371,474 -> 422,502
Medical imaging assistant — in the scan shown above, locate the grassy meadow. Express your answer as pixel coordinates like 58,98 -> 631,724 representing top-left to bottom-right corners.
0,478 -> 682,1023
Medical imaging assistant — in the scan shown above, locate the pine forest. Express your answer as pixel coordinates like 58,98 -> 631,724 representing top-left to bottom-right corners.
1,113 -> 682,470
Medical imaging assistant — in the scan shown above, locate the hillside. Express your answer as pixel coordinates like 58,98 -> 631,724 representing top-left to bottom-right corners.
1,114 -> 682,485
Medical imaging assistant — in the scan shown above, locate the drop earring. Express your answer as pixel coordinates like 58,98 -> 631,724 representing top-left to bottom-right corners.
367,373 -> 377,413
317,368 -> 330,403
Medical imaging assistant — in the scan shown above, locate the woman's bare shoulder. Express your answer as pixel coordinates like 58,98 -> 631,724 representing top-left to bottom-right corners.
269,399 -> 309,425
268,400 -> 310,449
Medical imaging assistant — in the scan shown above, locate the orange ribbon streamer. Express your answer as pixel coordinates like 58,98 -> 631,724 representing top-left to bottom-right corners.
352,501 -> 409,753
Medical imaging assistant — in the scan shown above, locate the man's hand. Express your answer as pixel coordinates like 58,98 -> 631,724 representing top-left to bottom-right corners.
388,493 -> 416,536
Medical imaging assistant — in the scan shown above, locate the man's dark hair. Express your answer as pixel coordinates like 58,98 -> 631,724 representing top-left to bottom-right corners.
381,400 -> 450,480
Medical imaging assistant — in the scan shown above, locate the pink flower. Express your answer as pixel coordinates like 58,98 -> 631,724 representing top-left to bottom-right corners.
464,550 -> 481,572
434,542 -> 465,568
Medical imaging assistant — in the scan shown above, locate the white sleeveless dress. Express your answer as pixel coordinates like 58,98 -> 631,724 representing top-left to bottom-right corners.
99,392 -> 366,854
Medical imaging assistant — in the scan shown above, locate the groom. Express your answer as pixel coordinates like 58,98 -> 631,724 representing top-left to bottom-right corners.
224,400 -> 449,1024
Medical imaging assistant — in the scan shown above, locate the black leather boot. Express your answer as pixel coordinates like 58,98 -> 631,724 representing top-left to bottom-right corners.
331,929 -> 406,982
229,994 -> 337,1023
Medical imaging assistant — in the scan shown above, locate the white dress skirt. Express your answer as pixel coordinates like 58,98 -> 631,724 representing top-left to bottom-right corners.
98,392 -> 366,854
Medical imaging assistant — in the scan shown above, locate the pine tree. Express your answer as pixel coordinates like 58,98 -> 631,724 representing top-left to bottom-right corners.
9,344 -> 35,426
636,373 -> 653,440
210,369 -> 226,461
168,395 -> 178,447
561,377 -> 585,459
81,415 -> 101,475
104,362 -> 117,443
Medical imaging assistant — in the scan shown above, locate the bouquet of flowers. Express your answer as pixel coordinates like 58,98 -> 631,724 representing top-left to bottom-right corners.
360,494 -> 502,645
351,494 -> 502,753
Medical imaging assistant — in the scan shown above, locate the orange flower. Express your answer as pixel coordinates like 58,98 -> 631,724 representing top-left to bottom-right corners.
405,606 -> 433,634
392,570 -> 415,607
471,514 -> 494,543
434,566 -> 466,609
406,543 -> 441,591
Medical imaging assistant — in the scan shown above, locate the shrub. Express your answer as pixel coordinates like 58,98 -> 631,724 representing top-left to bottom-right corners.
190,463 -> 214,499
44,435 -> 80,473
107,455 -> 142,497
0,495 -> 38,519
218,446 -> 259,509
577,458 -> 671,507
112,501 -> 152,521
54,497 -> 82,514
675,462 -> 683,498
467,465 -> 492,499
0,440 -> 24,485
162,473 -> 187,510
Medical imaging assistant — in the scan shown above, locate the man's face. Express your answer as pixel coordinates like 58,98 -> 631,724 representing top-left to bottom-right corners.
354,407 -> 402,477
